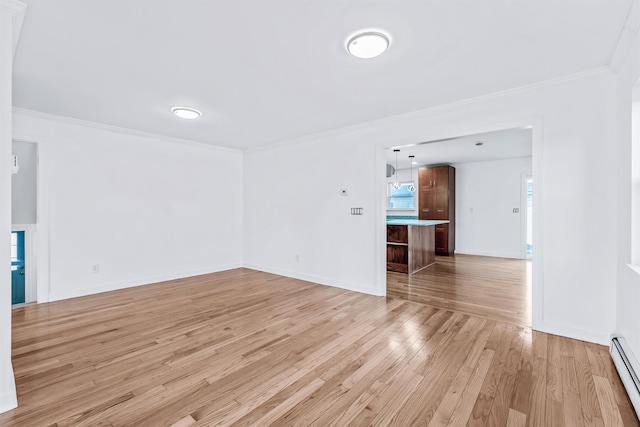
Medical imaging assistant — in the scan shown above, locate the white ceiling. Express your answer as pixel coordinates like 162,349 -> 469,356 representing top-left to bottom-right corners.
12,0 -> 634,150
386,127 -> 532,169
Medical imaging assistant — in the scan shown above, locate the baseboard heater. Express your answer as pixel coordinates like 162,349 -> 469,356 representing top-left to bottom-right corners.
611,336 -> 640,418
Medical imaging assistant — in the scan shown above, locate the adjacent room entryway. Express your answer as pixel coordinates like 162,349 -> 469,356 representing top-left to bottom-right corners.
11,139 -> 40,305
384,126 -> 534,327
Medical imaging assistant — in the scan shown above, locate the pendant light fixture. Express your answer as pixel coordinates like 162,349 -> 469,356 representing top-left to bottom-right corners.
407,155 -> 416,192
392,149 -> 401,189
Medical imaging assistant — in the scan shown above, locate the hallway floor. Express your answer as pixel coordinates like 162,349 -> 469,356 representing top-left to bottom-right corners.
387,254 -> 531,326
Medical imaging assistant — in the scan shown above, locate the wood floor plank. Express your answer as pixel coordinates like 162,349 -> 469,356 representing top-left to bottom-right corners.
547,334 -> 565,404
467,322 -> 519,427
442,347 -> 495,426
546,397 -> 566,427
170,415 -> 196,427
0,266 -> 635,426
572,340 -> 605,427
527,331 -> 548,427
593,375 -> 626,427
511,328 -> 534,415
486,326 -> 527,427
560,336 -> 585,427
508,408 -> 528,427
360,365 -> 424,427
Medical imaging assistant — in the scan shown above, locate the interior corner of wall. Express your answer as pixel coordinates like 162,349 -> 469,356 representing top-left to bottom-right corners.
536,320 -> 610,346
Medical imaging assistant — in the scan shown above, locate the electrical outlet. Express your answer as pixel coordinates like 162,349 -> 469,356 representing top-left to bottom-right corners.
513,208 -> 520,213
91,264 -> 100,274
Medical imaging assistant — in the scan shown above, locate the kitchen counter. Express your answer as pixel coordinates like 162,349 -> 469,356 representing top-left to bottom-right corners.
386,220 -> 449,274
386,219 -> 449,226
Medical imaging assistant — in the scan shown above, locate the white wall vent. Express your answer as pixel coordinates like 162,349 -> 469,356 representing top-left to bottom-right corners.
611,336 -> 640,419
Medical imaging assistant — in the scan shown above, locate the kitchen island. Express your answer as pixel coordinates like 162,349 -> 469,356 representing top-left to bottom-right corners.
386,219 -> 450,274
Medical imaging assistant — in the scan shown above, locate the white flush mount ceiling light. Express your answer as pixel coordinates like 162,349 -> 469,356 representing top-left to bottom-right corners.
171,106 -> 201,120
347,31 -> 390,59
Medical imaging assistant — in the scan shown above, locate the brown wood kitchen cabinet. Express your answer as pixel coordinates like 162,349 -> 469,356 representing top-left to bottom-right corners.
418,165 -> 455,255
386,223 -> 437,274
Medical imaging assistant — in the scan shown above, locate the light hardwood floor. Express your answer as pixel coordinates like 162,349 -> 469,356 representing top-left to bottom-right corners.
388,254 -> 531,326
0,267 -> 637,426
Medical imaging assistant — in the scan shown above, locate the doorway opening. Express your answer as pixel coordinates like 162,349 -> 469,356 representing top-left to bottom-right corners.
11,139 -> 39,305
384,126 -> 534,327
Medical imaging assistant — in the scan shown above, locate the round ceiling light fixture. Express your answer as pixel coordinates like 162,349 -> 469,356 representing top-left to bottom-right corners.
347,31 -> 390,59
171,106 -> 201,120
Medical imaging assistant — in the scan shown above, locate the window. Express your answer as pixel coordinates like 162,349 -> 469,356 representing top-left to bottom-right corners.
11,232 -> 18,262
388,183 -> 415,209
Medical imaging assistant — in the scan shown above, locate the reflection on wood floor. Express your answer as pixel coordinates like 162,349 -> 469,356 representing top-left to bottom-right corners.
1,267 -> 637,425
387,254 -> 531,326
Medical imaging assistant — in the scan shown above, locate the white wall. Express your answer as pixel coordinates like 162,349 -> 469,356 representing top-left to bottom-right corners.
0,0 -> 25,414
378,73 -> 618,345
13,111 -> 244,302
454,157 -> 532,259
244,69 -> 618,345
11,140 -> 37,224
386,166 -> 419,216
244,136 -> 385,295
614,19 -> 640,362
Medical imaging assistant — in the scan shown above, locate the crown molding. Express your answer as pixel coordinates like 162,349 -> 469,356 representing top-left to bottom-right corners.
12,107 -> 242,154
609,0 -> 640,72
0,0 -> 27,57
246,66 -> 613,154
15,65 -> 611,157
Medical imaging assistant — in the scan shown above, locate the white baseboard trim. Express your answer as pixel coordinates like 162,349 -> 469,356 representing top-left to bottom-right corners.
536,320 -> 610,345
0,367 -> 17,415
47,263 -> 243,302
243,263 -> 381,296
454,249 -> 523,259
